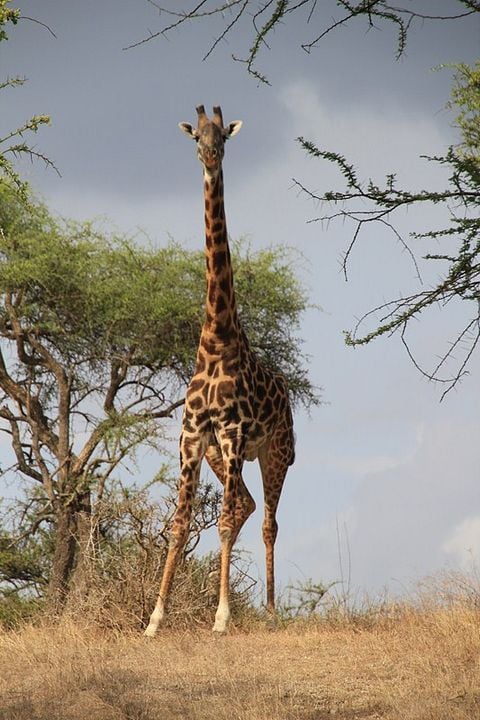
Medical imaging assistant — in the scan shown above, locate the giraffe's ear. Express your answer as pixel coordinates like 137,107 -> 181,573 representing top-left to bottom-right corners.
178,122 -> 199,140
224,120 -> 243,139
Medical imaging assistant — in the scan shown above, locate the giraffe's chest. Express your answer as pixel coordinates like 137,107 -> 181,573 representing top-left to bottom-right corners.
186,371 -> 255,421
184,370 -> 274,461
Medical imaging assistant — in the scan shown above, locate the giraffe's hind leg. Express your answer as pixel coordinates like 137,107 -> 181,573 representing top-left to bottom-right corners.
258,428 -> 292,616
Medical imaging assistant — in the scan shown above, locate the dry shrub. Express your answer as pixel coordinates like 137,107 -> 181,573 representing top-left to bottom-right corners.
61,481 -> 261,633
415,567 -> 480,611
278,565 -> 480,634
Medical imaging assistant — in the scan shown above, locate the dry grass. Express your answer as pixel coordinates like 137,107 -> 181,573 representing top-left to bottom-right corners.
1,598 -> 479,720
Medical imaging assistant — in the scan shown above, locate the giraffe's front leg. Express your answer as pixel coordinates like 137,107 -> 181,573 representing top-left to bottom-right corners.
212,506 -> 236,635
144,433 -> 204,638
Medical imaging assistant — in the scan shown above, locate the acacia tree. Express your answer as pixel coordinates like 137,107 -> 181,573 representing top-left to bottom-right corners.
0,185 -> 316,613
0,0 -> 317,617
133,1 -> 480,393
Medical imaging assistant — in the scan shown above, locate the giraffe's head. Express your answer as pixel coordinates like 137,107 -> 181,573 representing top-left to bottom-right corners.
179,105 -> 242,177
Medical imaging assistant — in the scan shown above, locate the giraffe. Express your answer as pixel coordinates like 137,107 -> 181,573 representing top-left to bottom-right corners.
144,105 -> 295,637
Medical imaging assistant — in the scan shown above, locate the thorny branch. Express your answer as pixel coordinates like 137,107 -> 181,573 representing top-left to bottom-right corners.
294,138 -> 480,398
126,1 -> 479,83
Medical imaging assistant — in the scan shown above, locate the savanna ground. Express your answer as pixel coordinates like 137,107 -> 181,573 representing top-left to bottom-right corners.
1,574 -> 479,720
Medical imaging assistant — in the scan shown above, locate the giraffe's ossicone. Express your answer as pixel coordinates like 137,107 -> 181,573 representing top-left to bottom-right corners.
145,105 -> 295,637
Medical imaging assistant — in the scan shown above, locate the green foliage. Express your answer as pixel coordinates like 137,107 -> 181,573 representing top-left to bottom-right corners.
234,0 -> 288,85
0,0 -> 19,42
0,108 -> 53,198
0,1 -> 54,198
0,521 -> 49,627
279,578 -> 336,621
232,241 -> 316,407
0,205 -> 198,373
0,487 -> 53,595
0,184 -> 316,406
448,60 -> 480,164
0,591 -> 42,628
0,532 -> 47,590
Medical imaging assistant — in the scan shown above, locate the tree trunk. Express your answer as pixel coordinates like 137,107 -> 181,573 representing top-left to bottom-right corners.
46,490 -> 92,617
67,491 -> 93,611
46,503 -> 78,616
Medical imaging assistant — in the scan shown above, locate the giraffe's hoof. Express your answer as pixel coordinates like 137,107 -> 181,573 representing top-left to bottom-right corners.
266,612 -> 280,631
212,617 -> 229,636
212,628 -> 228,638
143,625 -> 158,639
212,602 -> 230,635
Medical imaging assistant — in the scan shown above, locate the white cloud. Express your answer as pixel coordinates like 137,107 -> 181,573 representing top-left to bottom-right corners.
443,516 -> 480,571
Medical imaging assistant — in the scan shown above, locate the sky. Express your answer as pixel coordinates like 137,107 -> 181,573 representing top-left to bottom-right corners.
1,1 -> 479,602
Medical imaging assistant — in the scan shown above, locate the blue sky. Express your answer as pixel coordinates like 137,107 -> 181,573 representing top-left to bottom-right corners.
1,1 -> 479,600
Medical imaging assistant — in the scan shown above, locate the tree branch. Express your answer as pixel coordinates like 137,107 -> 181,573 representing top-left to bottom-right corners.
124,1 -> 479,83
0,406 -> 43,482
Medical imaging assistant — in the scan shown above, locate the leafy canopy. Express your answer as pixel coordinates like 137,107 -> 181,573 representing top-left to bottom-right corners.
0,183 -> 317,413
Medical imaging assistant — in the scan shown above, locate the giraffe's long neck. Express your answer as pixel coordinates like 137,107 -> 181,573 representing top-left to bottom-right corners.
203,169 -> 240,339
